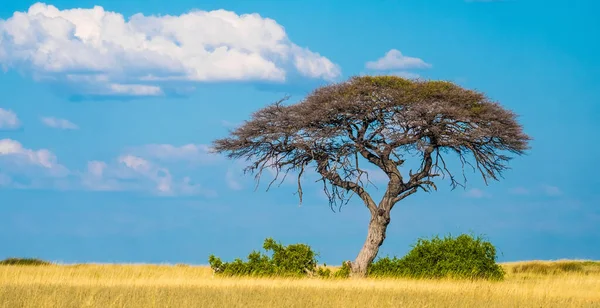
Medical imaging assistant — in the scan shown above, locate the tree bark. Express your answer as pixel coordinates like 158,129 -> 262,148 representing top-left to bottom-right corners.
350,208 -> 390,278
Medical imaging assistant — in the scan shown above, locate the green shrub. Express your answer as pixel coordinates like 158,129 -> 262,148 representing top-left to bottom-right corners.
369,234 -> 504,280
0,258 -> 51,266
209,238 -> 318,277
315,262 -> 352,279
316,265 -> 332,278
332,261 -> 351,278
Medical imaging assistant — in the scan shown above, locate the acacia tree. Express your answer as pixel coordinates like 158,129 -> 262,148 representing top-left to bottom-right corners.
212,76 -> 530,277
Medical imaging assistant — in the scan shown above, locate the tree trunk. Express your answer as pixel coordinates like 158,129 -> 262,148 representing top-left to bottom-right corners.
350,209 -> 390,278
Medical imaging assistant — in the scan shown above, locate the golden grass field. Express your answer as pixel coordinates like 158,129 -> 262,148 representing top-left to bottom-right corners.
1,260 -> 599,308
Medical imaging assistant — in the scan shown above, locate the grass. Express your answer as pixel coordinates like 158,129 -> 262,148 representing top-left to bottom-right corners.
0,260 -> 599,307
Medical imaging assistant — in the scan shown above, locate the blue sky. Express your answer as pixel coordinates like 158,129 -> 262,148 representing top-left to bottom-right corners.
0,0 -> 598,265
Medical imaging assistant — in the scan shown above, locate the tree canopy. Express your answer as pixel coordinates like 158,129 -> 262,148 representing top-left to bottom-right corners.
213,76 -> 530,214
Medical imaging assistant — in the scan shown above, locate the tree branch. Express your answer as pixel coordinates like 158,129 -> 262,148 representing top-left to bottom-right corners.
316,159 -> 377,215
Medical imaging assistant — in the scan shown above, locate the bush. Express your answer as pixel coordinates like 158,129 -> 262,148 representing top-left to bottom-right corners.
316,265 -> 332,278
208,234 -> 503,280
315,262 -> 351,279
0,258 -> 51,266
332,261 -> 351,278
209,238 -> 318,277
369,234 -> 504,280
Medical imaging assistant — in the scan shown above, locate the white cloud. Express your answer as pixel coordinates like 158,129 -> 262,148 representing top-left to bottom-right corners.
117,154 -> 192,195
366,49 -> 431,71
0,138 -> 215,196
126,143 -> 221,164
0,139 -> 66,173
41,116 -> 79,130
81,154 -> 217,196
464,188 -> 487,198
0,3 -> 340,97
109,84 -> 163,96
0,139 -> 70,190
0,108 -> 20,129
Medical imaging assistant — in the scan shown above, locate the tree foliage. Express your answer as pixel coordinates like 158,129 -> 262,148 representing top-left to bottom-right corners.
213,76 -> 530,213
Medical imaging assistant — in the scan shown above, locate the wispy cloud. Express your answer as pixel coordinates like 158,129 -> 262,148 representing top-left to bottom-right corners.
41,117 -> 79,130
0,3 -> 340,98
0,108 -> 20,130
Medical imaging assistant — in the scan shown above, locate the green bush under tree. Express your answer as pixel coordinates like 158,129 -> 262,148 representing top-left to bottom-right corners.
209,238 -> 325,277
209,234 -> 504,280
369,234 -> 504,280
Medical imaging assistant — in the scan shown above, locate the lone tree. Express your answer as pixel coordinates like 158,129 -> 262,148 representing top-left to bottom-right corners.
212,76 -> 530,277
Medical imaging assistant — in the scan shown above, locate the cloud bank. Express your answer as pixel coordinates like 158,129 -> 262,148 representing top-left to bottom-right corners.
0,3 -> 341,97
0,138 -> 217,196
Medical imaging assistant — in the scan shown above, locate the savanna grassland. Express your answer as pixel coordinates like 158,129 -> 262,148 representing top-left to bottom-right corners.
0,260 -> 599,308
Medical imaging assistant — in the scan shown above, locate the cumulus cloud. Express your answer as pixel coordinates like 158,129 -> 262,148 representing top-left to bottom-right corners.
0,139 -> 70,190
0,3 -> 340,97
0,108 -> 20,129
0,139 -> 67,174
41,116 -> 79,130
366,49 -> 431,71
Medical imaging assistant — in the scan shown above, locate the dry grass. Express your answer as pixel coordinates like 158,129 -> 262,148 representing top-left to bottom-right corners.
1,260 -> 599,308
